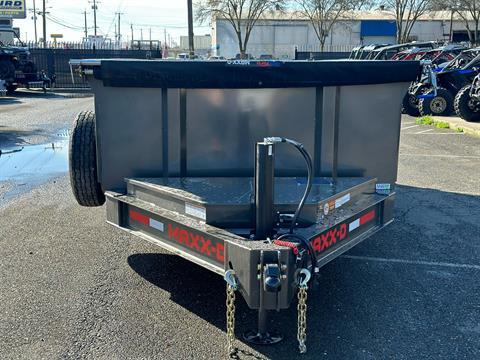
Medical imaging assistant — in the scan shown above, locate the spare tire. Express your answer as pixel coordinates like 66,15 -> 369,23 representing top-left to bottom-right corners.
454,85 -> 480,122
418,87 -> 454,116
69,111 -> 105,207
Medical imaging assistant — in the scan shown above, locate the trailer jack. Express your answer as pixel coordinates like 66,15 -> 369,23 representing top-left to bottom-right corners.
223,138 -> 315,355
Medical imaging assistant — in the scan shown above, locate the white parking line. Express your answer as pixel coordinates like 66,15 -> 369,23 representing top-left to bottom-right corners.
402,121 -> 416,125
400,153 -> 480,159
401,125 -> 420,130
415,132 -> 464,135
414,128 -> 434,134
341,255 -> 480,271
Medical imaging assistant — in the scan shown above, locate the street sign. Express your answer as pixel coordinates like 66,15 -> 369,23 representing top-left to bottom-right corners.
0,0 -> 26,19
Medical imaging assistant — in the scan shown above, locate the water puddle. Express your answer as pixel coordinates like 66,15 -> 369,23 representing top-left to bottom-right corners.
0,140 -> 69,205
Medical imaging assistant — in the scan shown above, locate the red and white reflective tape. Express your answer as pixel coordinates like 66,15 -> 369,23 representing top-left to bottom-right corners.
349,210 -> 376,232
129,210 -> 165,232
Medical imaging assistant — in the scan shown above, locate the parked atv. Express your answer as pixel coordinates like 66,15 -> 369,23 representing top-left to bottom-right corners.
454,73 -> 480,122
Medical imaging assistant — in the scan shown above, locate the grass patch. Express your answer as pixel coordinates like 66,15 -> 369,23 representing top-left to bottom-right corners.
416,115 -> 450,129
436,121 -> 450,129
456,127 -> 464,133
416,116 -> 435,125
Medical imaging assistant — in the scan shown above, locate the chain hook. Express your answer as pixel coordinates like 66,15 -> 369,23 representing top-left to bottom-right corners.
298,268 -> 311,288
225,269 -> 238,290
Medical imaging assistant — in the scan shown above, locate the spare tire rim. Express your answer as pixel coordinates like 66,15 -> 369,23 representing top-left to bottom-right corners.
431,96 -> 447,113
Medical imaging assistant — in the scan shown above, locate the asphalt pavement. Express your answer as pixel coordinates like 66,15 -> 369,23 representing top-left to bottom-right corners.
0,97 -> 479,360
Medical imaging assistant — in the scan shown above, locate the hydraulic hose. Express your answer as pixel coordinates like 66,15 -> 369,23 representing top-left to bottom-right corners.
264,137 -> 314,234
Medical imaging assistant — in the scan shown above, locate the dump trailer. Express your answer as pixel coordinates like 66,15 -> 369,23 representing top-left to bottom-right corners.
69,59 -> 420,354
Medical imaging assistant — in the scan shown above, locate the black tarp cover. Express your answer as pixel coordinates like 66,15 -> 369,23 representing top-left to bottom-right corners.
86,59 -> 421,88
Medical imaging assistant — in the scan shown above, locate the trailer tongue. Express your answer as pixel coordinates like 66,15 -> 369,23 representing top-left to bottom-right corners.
69,59 -> 420,354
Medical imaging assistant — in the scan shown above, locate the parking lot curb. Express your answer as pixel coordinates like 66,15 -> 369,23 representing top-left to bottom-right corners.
54,92 -> 93,99
432,116 -> 480,137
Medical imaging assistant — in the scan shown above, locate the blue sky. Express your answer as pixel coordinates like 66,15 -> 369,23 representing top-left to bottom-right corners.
14,0 -> 211,43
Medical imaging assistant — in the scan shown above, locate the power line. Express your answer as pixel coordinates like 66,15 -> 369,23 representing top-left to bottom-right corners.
46,16 -> 84,32
47,14 -> 84,30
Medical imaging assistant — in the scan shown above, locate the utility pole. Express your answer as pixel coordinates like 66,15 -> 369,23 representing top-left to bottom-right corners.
187,0 -> 194,57
116,12 -> 123,43
84,10 -> 88,40
131,23 -> 134,48
42,0 -> 46,47
164,28 -> 167,48
92,0 -> 98,38
141,28 -> 143,41
32,0 -> 38,43
149,28 -> 152,50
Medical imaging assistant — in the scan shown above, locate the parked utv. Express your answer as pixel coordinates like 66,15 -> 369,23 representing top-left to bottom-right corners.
454,73 -> 480,122
368,41 -> 437,60
416,48 -> 480,116
349,44 -> 390,60
391,47 -> 432,61
402,48 -> 480,116
417,44 -> 466,66
402,61 -> 437,116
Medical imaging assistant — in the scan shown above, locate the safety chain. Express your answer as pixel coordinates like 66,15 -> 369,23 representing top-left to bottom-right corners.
225,270 -> 238,356
297,269 -> 311,354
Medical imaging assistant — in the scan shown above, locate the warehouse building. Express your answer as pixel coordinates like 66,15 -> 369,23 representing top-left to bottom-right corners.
211,10 -> 476,59
180,34 -> 212,54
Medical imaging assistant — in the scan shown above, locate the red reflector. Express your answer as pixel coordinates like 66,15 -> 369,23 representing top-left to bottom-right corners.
360,210 -> 375,225
129,210 -> 149,225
